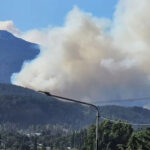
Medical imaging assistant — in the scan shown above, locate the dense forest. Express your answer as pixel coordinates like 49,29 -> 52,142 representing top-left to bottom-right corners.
0,120 -> 149,150
0,83 -> 150,149
83,120 -> 150,150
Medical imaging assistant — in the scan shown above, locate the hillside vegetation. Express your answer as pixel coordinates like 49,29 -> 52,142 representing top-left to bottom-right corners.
0,83 -> 150,129
0,83 -> 95,129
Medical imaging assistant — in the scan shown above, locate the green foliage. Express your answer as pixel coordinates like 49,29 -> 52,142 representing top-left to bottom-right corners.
127,128 -> 150,150
0,121 -> 150,150
70,129 -> 87,149
1,84 -> 150,150
83,121 -> 150,150
83,125 -> 96,150
83,120 -> 133,150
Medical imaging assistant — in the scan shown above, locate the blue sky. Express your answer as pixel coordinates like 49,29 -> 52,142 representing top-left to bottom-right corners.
0,0 -> 118,31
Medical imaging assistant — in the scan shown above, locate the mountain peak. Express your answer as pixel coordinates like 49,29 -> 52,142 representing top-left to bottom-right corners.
0,30 -> 15,40
0,30 -> 40,83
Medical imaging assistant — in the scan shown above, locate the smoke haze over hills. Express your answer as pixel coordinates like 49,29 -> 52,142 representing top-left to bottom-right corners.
1,0 -> 150,106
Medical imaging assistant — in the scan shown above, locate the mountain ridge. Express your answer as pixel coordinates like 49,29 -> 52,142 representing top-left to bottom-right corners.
0,83 -> 150,129
0,30 -> 39,83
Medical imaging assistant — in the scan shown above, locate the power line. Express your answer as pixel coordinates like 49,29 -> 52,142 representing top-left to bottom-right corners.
97,96 -> 150,126
95,96 -> 150,104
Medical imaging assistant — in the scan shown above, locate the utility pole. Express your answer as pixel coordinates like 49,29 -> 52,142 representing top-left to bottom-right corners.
38,91 -> 100,150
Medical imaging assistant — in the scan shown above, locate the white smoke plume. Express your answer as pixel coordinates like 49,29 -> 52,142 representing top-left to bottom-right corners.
11,1 -> 150,105
0,20 -> 20,36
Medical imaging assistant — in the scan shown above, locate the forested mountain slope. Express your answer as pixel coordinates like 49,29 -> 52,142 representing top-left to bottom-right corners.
0,83 -> 150,129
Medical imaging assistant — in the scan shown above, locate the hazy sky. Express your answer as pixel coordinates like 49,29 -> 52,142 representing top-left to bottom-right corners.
0,0 -> 118,31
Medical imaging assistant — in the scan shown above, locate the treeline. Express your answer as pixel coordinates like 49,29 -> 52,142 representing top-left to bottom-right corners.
83,120 -> 150,150
0,124 -> 73,150
0,121 -> 150,150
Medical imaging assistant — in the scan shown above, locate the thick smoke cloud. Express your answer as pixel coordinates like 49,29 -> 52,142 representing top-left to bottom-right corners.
0,20 -> 20,36
10,1 -> 150,105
